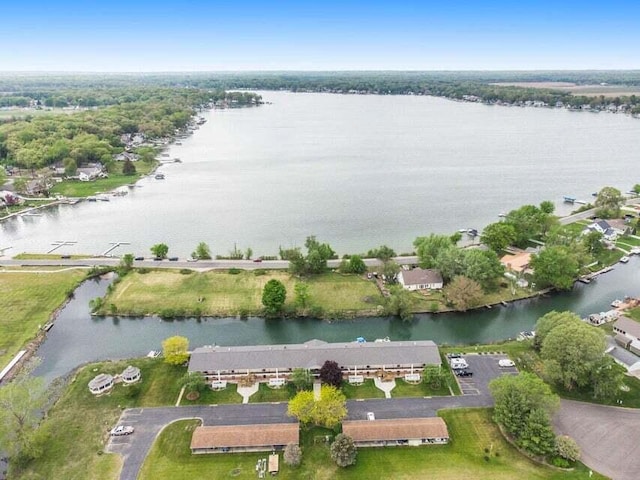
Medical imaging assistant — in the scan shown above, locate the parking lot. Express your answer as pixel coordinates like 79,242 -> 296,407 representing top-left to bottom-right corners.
447,354 -> 519,396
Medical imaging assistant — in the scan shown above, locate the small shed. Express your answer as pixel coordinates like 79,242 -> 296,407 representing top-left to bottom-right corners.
88,373 -> 114,395
121,365 -> 141,384
615,334 -> 632,349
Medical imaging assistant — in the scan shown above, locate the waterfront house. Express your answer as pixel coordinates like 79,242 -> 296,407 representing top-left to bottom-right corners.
583,220 -> 619,241
188,339 -> 441,382
342,417 -> 449,447
397,268 -> 443,291
88,373 -> 114,395
613,316 -> 640,355
77,164 -> 105,182
190,423 -> 299,454
500,252 -> 532,274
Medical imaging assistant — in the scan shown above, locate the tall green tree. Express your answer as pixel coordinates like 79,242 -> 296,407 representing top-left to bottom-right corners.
489,372 -> 559,446
533,310 -> 581,350
150,243 -> 169,259
193,241 -> 212,260
595,186 -> 624,218
518,408 -> 556,456
287,385 -> 347,428
530,245 -> 580,290
541,321 -> 606,390
0,376 -> 49,466
162,336 -> 189,365
384,286 -> 414,321
262,279 -> 287,316
290,368 -> 313,391
413,234 -> 454,268
367,245 -> 396,262
480,222 -> 517,253
443,276 -> 483,311
462,249 -> 505,291
346,255 -> 367,274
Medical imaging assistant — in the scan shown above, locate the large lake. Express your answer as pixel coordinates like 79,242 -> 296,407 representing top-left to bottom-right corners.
2,92 -> 639,257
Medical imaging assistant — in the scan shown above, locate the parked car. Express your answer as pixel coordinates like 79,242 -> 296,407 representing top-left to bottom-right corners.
134,256 -> 144,261
446,353 -> 462,359
450,358 -> 468,370
455,369 -> 473,377
110,425 -> 134,436
186,256 -> 198,262
168,256 -> 179,261
153,257 -> 163,261
252,258 -> 263,263
498,359 -> 515,368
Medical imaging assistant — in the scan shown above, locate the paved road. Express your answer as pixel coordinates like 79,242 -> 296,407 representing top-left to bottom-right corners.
553,399 -> 640,480
108,354 -> 512,480
559,196 -> 640,226
0,256 -> 420,270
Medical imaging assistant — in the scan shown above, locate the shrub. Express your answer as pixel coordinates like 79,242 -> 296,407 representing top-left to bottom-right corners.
179,268 -> 193,275
330,434 -> 357,467
555,435 -> 580,462
228,268 -> 242,275
283,443 -> 302,467
254,269 -> 267,276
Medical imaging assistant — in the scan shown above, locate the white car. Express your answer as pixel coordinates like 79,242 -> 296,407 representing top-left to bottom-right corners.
498,359 -> 515,368
110,425 -> 134,436
367,412 -> 375,421
450,358 -> 468,370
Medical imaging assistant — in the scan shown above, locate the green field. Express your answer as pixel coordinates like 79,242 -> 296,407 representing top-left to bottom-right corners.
50,161 -> 156,197
0,268 -> 87,367
14,358 -> 185,480
100,270 -> 382,318
138,410 -> 603,480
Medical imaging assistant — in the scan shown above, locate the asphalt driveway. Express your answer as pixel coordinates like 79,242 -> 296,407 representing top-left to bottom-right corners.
554,399 -> 640,480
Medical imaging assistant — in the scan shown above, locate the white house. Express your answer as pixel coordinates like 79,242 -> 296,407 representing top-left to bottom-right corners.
397,268 -> 443,291
583,220 -> 620,242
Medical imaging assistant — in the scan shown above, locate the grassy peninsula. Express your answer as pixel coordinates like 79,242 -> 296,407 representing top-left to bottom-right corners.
0,267 -> 87,367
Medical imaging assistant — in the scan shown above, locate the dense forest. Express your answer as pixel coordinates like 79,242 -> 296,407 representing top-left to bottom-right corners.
1,70 -> 639,173
1,71 -> 639,113
0,89 -> 261,171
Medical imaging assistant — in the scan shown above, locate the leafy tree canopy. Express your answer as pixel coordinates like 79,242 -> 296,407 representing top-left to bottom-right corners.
162,335 -> 189,365
262,279 -> 287,316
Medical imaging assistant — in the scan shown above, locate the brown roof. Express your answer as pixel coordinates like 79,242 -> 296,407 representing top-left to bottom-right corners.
400,268 -> 443,286
342,417 -> 449,442
190,424 -> 299,449
500,252 -> 531,272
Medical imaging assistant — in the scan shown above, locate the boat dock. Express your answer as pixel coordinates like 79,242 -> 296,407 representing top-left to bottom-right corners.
578,265 -> 614,284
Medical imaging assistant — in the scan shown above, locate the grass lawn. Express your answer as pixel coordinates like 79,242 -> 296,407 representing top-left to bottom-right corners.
249,382 -> 296,403
616,235 -> 640,248
341,379 -> 385,399
0,268 -> 87,367
181,383 -> 243,405
100,270 -> 382,318
626,306 -> 640,322
14,358 -> 186,480
138,409 -> 603,480
50,161 -> 156,197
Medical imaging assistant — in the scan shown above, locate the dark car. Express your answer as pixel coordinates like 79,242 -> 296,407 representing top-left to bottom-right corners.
252,258 -> 263,263
153,257 -> 163,261
455,369 -> 473,377
168,257 -> 179,261
134,256 -> 144,261
446,353 -> 462,359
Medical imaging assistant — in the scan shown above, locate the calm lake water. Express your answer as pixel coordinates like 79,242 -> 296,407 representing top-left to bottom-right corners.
2,92 -> 639,257
34,256 -> 640,382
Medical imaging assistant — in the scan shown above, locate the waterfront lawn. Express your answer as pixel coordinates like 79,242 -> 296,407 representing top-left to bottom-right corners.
181,383 -> 243,405
626,306 -> 640,322
100,270 -> 382,317
0,267 -> 86,367
591,248 -> 624,269
248,382 -> 296,403
50,161 -> 156,197
341,379 -> 385,399
305,273 -> 382,316
16,357 -> 184,480
138,410 -> 602,480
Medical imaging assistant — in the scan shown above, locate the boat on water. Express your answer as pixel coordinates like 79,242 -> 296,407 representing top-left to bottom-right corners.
374,337 -> 390,343
563,196 -> 576,204
21,212 -> 43,217
87,196 -> 97,202
620,256 -> 630,263
154,173 -> 165,180
96,195 -> 110,202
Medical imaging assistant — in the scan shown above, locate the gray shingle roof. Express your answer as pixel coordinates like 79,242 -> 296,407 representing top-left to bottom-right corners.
399,268 -> 443,286
188,339 -> 441,373
614,316 -> 640,340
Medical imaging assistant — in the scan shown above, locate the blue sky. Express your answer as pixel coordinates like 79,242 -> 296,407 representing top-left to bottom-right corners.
2,0 -> 639,71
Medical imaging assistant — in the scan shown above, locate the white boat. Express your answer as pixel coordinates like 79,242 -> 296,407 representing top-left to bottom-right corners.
146,350 -> 160,358
374,337 -> 390,343
620,256 -> 630,263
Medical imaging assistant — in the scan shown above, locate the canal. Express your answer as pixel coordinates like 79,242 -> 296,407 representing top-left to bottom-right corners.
33,256 -> 640,382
